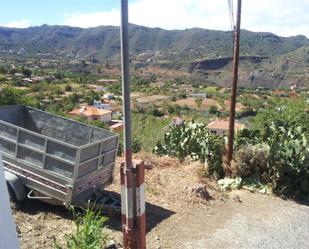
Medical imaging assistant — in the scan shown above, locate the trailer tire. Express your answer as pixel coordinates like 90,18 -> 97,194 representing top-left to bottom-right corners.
4,171 -> 26,202
6,183 -> 22,210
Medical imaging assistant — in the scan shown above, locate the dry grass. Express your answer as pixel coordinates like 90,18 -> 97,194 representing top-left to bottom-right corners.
175,97 -> 220,110
136,95 -> 169,104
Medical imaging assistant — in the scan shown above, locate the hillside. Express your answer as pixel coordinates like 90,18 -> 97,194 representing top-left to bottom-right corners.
0,24 -> 308,59
0,24 -> 308,87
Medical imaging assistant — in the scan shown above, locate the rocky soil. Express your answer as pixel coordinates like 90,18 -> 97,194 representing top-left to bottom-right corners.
12,153 -> 309,249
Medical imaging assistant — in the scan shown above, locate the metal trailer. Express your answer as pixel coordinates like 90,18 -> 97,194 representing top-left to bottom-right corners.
0,105 -> 119,210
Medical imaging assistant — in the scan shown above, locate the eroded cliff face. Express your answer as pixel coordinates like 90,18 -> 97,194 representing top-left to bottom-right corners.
190,56 -> 268,71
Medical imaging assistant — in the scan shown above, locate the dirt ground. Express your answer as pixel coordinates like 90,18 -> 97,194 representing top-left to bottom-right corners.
136,95 -> 169,104
175,98 -> 220,110
12,153 -> 309,249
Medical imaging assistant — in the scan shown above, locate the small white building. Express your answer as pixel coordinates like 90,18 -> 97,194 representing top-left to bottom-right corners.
93,98 -> 112,111
89,84 -> 105,92
103,93 -> 115,100
207,120 -> 245,135
68,106 -> 112,123
171,117 -> 184,126
290,84 -> 298,91
189,93 -> 207,98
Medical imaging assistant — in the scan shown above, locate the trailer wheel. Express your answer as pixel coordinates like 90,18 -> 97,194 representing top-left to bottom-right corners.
6,183 -> 21,210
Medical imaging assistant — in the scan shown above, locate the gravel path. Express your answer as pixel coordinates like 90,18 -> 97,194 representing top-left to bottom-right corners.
180,191 -> 309,249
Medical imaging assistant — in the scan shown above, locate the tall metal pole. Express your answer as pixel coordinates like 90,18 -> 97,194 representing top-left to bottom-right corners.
120,0 -> 135,248
120,0 -> 133,169
227,0 -> 241,174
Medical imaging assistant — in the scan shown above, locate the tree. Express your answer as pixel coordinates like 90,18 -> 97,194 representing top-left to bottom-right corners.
0,88 -> 21,105
84,91 -> 100,105
65,84 -> 72,92
21,67 -> 32,78
9,68 -> 17,75
195,98 -> 203,108
209,105 -> 219,115
0,65 -> 8,74
54,86 -> 64,97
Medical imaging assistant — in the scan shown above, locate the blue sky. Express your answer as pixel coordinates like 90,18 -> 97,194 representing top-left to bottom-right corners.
0,0 -> 121,27
1,0 -> 308,37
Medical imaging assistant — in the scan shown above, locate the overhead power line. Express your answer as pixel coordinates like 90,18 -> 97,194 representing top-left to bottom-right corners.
228,0 -> 235,31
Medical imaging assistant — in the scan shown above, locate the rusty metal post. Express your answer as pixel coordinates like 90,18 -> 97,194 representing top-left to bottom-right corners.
121,160 -> 146,249
133,160 -> 146,249
227,0 -> 242,174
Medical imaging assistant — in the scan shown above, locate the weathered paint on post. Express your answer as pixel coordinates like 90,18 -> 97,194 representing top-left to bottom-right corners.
121,160 -> 146,249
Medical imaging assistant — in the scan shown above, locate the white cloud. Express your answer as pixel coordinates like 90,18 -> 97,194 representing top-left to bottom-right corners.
63,0 -> 309,37
3,19 -> 31,28
63,10 -> 119,28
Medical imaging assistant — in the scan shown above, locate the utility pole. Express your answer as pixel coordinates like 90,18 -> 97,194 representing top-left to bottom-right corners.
227,0 -> 242,174
120,0 -> 134,247
120,1 -> 132,167
120,1 -> 146,248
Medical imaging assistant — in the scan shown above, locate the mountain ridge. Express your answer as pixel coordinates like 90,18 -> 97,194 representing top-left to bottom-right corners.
0,24 -> 308,88
0,24 -> 308,60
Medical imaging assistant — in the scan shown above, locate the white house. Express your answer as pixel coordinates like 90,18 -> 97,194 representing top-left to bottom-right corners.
290,84 -> 298,91
103,93 -> 115,100
93,98 -> 112,111
68,106 -> 112,123
189,93 -> 207,98
171,116 -> 184,126
89,84 -> 105,92
207,120 -> 245,135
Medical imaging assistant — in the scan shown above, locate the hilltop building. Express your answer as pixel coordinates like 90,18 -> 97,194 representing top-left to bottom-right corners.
103,93 -> 115,100
93,98 -> 112,110
290,84 -> 298,91
68,106 -> 112,123
207,120 -> 245,135
188,93 -> 207,98
109,121 -> 124,132
171,117 -> 184,126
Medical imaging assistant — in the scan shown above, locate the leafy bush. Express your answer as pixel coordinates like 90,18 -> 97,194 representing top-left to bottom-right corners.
116,132 -> 141,155
232,143 -> 269,179
65,84 -> 72,91
54,207 -> 109,249
152,108 -> 165,117
117,139 -> 123,156
154,121 -> 225,178
235,121 -> 309,200
0,87 -> 40,108
132,138 -> 142,153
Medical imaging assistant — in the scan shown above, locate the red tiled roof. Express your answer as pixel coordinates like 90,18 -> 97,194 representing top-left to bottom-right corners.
207,120 -> 245,130
68,106 -> 111,117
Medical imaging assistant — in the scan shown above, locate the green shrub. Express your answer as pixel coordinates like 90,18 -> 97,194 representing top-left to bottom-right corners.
54,207 -> 109,249
116,133 -> 141,155
132,138 -> 142,153
65,84 -> 72,92
235,121 -> 309,200
154,121 -> 225,179
232,143 -> 269,179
